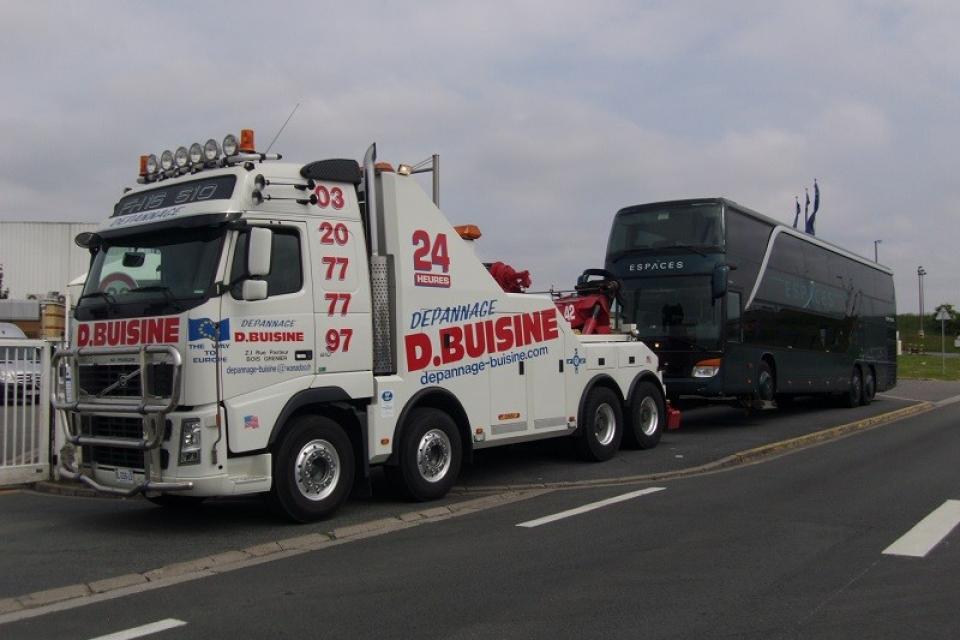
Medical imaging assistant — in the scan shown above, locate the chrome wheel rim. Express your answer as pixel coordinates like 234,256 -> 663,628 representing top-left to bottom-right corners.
638,396 -> 660,436
417,429 -> 452,483
295,439 -> 340,502
594,403 -> 617,446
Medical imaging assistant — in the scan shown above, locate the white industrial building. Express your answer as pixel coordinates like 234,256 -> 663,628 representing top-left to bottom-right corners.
0,221 -> 98,299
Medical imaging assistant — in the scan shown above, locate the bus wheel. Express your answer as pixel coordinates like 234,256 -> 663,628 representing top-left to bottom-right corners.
757,361 -> 775,403
396,408 -> 462,501
861,367 -> 876,405
623,381 -> 665,450
576,386 -> 623,461
841,367 -> 863,408
269,415 -> 355,522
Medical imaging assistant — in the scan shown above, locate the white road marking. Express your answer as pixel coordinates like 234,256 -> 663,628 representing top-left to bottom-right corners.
87,618 -> 187,640
883,500 -> 960,558
934,393 -> 960,408
517,487 -> 666,528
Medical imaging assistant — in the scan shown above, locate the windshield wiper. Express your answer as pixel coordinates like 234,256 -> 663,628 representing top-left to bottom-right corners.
78,291 -> 118,311
129,285 -> 184,311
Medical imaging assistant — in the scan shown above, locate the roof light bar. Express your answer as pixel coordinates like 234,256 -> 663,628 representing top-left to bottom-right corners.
174,146 -> 189,169
223,134 -> 238,157
204,139 -> 220,162
188,143 -> 203,165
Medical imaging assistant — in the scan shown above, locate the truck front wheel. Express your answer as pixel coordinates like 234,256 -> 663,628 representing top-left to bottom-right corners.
575,386 -> 623,461
270,414 -> 355,522
395,408 -> 462,501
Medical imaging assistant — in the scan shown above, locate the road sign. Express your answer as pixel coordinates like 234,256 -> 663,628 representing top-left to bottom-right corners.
935,308 -> 951,321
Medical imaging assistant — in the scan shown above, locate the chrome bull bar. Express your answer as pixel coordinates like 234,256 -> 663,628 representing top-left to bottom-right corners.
52,345 -> 193,496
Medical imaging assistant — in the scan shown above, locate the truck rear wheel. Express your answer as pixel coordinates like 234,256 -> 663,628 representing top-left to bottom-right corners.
623,381 -> 664,450
395,408 -> 462,501
575,386 -> 623,461
269,414 -> 355,522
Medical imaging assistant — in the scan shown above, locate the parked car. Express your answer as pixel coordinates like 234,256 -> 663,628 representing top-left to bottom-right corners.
0,322 -> 41,404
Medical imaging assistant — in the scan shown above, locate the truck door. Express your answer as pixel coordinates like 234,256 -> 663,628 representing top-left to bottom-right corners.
218,221 -> 315,452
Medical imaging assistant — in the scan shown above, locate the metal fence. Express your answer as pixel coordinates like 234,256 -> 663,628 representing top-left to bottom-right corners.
0,339 -> 50,486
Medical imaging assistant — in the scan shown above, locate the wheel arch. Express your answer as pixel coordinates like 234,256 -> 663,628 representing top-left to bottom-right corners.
388,386 -> 472,465
576,374 -> 624,430
267,386 -> 369,479
626,371 -> 665,405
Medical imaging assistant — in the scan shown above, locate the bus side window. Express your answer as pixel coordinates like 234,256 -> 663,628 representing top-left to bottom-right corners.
726,292 -> 742,343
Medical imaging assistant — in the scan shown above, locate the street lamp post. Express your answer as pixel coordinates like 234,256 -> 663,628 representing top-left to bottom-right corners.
918,266 -> 927,343
874,239 -> 882,262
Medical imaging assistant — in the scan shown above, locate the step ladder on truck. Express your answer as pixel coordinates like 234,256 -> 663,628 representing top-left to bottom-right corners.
53,130 -> 679,521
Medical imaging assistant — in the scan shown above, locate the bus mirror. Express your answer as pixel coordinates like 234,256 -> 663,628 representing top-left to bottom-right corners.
712,264 -> 729,299
247,227 -> 272,277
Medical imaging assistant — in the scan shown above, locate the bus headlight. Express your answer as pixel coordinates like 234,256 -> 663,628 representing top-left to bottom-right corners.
692,358 -> 721,378
179,418 -> 202,465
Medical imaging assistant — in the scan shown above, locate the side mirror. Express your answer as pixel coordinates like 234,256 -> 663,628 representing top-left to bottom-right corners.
247,227 -> 272,277
711,264 -> 730,299
241,279 -> 268,301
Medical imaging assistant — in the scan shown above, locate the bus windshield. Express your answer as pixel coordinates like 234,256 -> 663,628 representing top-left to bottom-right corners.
76,225 -> 226,320
607,202 -> 723,256
620,275 -> 721,350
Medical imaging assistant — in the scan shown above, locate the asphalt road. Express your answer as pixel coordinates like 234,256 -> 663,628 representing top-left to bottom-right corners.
0,388 -> 923,601
3,382 -> 959,638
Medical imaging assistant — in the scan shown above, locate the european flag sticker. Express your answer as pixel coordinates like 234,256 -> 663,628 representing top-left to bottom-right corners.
188,317 -> 230,342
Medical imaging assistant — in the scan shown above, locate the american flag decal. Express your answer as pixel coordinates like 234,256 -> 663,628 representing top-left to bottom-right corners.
244,415 -> 260,430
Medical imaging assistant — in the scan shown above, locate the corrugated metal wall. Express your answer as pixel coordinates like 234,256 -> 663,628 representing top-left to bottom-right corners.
0,222 -> 98,299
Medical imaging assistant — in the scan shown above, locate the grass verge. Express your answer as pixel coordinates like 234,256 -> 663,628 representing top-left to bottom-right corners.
898,353 -> 960,381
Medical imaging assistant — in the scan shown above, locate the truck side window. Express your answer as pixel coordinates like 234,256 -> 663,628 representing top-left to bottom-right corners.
231,228 -> 303,298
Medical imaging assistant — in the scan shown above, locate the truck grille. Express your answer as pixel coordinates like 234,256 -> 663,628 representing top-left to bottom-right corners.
77,363 -> 174,398
84,446 -> 145,470
79,415 -> 171,472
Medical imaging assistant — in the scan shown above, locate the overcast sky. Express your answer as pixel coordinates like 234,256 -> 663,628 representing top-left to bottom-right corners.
1,1 -> 957,316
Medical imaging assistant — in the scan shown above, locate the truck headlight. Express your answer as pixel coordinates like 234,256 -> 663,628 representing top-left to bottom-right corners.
692,358 -> 721,378
179,418 -> 202,465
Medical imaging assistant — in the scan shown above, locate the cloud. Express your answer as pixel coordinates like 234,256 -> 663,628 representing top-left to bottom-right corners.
1,1 -> 959,311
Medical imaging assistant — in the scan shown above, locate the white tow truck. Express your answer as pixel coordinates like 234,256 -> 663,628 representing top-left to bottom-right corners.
54,130 -> 674,521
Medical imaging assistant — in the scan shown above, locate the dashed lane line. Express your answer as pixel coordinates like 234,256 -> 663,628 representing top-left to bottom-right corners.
883,499 -> 960,558
88,618 -> 187,640
517,487 -> 666,528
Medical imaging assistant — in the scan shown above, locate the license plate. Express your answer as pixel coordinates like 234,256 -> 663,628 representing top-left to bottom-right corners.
115,468 -> 135,484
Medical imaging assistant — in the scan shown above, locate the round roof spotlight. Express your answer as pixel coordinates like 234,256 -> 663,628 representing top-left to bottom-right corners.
251,190 -> 264,205
223,134 -> 238,157
174,146 -> 189,169
145,154 -> 159,175
204,138 -> 220,162
189,143 -> 203,165
254,174 -> 266,191
160,150 -> 174,171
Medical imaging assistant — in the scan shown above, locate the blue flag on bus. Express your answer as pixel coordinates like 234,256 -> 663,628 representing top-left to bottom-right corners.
793,196 -> 800,228
806,179 -> 820,235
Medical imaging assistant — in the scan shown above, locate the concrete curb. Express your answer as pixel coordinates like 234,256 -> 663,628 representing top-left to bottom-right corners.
0,489 -> 547,623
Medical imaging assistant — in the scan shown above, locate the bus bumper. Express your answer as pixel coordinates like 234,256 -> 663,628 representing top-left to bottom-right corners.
664,376 -> 725,398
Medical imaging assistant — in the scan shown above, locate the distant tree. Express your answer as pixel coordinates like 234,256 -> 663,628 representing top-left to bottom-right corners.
0,263 -> 8,299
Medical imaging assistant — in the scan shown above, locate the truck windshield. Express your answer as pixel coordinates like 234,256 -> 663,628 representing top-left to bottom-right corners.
620,275 -> 721,351
76,225 -> 226,320
607,202 -> 723,256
